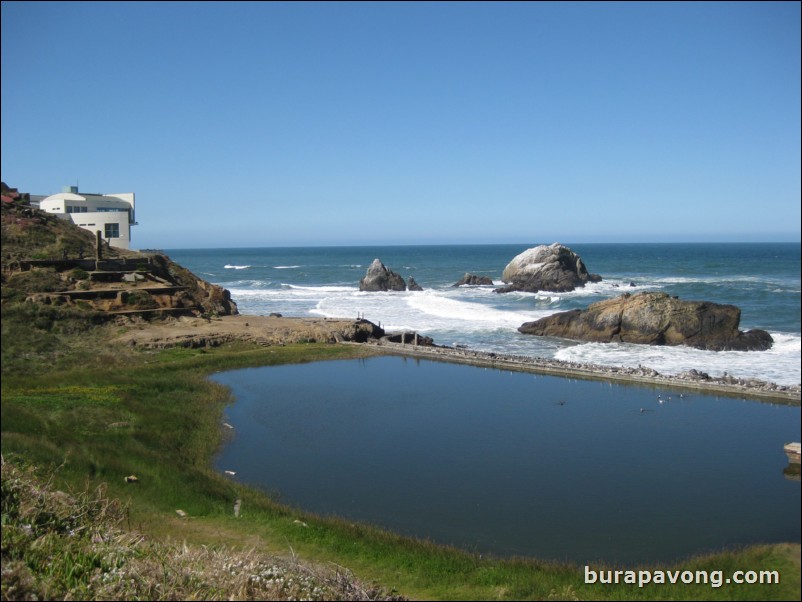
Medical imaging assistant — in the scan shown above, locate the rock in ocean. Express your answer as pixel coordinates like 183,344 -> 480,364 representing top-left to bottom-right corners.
453,273 -> 495,287
518,291 -> 773,351
359,258 -> 407,291
496,243 -> 601,293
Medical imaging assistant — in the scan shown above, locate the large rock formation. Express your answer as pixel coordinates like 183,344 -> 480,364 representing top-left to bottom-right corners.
496,243 -> 601,293
359,259 -> 407,291
518,291 -> 773,351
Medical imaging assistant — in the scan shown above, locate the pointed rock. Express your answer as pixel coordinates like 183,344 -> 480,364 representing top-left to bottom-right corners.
359,259 -> 407,291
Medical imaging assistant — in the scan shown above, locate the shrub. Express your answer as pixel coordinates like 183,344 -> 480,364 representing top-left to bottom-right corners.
69,268 -> 90,281
124,291 -> 158,309
7,268 -> 63,293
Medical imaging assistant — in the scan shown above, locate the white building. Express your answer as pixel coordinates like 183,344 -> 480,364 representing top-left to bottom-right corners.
39,186 -> 137,250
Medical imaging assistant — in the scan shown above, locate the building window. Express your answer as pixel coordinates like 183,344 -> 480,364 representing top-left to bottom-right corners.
105,223 -> 120,239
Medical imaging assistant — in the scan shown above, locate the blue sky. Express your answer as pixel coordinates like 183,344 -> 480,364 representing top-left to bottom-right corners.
2,1 -> 800,248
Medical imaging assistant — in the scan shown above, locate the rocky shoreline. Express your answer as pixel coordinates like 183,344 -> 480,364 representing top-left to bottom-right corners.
116,313 -> 800,404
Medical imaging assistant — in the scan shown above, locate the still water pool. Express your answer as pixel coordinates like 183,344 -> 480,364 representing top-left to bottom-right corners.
212,356 -> 800,564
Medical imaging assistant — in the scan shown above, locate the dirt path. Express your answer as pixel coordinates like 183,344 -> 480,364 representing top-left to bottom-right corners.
115,314 -> 379,348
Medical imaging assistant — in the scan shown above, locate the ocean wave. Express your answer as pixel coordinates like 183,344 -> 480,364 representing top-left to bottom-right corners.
284,284 -> 357,292
406,291 -> 538,327
649,275 -> 792,286
768,332 -> 802,353
224,264 -> 250,270
228,288 -> 284,297
553,335 -> 801,387
307,289 -> 541,334
273,265 -> 301,269
223,279 -> 272,289
496,280 -> 652,301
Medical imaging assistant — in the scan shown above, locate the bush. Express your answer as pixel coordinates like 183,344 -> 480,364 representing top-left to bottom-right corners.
69,268 -> 90,281
124,291 -> 158,309
7,268 -> 63,294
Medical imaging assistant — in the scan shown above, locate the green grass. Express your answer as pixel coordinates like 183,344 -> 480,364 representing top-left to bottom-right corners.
1,319 -> 799,600
1,459 -> 403,601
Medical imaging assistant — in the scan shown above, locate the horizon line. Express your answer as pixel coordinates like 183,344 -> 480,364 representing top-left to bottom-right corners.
145,240 -> 802,252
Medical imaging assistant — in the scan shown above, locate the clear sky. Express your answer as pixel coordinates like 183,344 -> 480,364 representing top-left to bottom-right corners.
2,1 -> 800,248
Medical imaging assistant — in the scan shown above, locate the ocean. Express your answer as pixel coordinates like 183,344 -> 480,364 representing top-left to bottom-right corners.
165,243 -> 801,387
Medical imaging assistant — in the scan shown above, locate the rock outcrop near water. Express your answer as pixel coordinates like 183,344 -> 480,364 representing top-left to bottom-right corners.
518,291 -> 774,351
359,259 -> 408,291
496,243 -> 601,293
453,273 -> 494,287
407,277 -> 423,291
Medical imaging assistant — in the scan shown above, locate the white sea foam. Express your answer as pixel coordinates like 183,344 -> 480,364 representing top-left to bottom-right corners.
273,265 -> 301,269
224,279 -> 272,289
224,264 -> 250,270
769,332 -> 802,354
285,284 -> 356,292
650,275 -> 788,286
554,334 -> 801,387
498,280 -> 652,302
406,291 -> 539,327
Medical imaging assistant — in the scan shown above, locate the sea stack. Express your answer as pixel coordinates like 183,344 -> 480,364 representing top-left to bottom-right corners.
495,243 -> 601,293
359,259 -> 407,291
